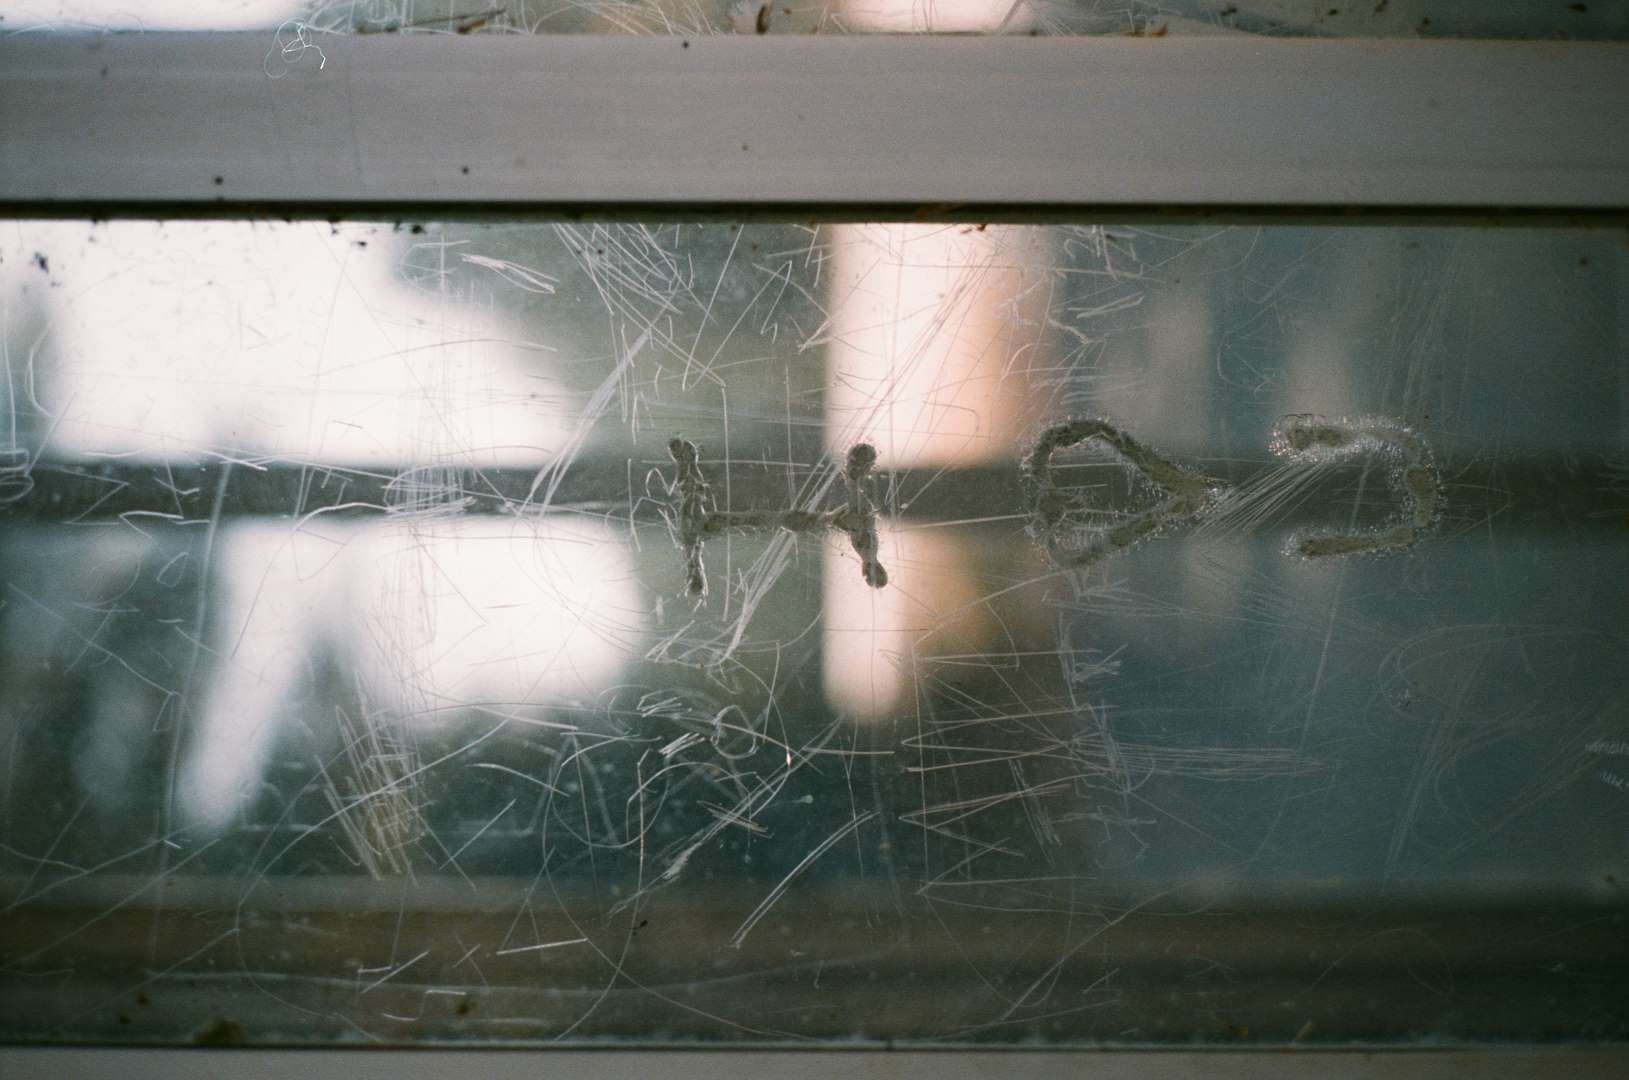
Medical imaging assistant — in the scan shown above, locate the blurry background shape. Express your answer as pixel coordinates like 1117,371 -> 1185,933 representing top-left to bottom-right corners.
14,221 -> 570,468
820,218 -> 1049,721
822,520 -> 989,721
1092,278 -> 1216,457
836,0 -> 1033,32
823,224 -> 1043,468
179,514 -> 646,833
0,218 -> 642,834
1276,244 -> 1373,422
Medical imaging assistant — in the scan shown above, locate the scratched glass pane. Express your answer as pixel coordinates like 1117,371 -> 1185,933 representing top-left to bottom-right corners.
2,0 -> 1626,37
0,219 -> 1624,1046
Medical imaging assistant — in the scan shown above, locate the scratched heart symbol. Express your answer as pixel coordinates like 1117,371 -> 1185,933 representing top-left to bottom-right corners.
1022,418 -> 1224,569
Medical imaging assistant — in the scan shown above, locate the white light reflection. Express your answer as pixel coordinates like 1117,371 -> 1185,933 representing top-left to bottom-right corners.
27,221 -> 571,468
838,0 -> 1033,32
2,220 -> 645,830
821,220 -> 1044,720
825,224 -> 1039,469
822,521 -> 991,722
1096,282 -> 1216,456
180,515 -> 645,832
0,0 -> 297,30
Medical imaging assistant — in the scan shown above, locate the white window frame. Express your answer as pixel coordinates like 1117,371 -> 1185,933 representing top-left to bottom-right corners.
1,28 -> 1627,1077
1,34 -> 1627,212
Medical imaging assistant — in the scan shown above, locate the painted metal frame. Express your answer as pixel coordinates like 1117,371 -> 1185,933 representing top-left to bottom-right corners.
1,34 -> 1627,213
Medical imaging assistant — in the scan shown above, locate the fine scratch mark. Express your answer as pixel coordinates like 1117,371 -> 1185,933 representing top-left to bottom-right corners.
495,937 -> 590,956
729,810 -> 877,949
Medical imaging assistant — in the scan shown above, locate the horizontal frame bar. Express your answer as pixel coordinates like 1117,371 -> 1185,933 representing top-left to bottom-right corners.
2,457 -> 1614,532
4,1048 -> 1627,1079
2,35 -> 1627,213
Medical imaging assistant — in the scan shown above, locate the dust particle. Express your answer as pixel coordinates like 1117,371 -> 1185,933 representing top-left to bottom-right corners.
194,1016 -> 248,1046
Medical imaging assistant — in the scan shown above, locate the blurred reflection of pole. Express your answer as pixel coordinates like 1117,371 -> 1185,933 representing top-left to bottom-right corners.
821,221 -> 1047,720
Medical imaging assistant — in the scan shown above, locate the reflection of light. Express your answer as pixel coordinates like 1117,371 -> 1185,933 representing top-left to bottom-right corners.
179,515 -> 645,831
822,522 -> 986,722
355,516 -> 645,719
0,1 -> 297,29
21,221 -> 568,467
824,225 -> 1037,468
838,0 -> 1033,32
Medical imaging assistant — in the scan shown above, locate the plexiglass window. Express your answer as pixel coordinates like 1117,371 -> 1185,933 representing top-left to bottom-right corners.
0,218 -> 1624,1045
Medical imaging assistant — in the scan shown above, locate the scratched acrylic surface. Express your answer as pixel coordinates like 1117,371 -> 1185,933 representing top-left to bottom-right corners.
0,220 -> 1625,1045
3,0 -> 1627,38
